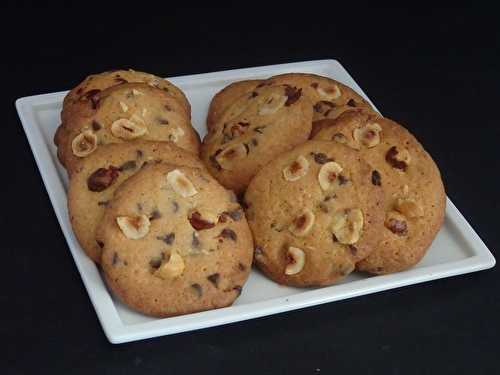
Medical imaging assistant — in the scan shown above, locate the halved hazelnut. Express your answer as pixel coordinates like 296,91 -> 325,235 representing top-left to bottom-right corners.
258,93 -> 287,115
395,198 -> 424,218
166,169 -> 198,197
215,144 -> 248,171
283,155 -> 310,181
316,84 -> 341,100
331,208 -> 364,244
353,122 -> 382,148
119,101 -> 129,112
386,146 -> 411,171
71,130 -> 98,157
332,133 -> 347,144
169,127 -> 185,143
111,119 -> 147,140
289,209 -> 315,237
154,251 -> 185,279
132,89 -> 144,96
285,247 -> 305,275
116,214 -> 150,239
385,211 -> 408,235
318,161 -> 343,190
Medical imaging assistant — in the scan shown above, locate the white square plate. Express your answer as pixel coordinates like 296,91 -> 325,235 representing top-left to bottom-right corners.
16,59 -> 495,344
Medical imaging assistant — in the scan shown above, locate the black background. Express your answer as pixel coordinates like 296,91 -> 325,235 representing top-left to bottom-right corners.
3,5 -> 499,374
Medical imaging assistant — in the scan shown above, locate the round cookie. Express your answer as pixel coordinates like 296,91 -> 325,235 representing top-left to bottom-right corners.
207,79 -> 263,131
201,83 -> 313,194
68,141 -> 204,263
262,73 -> 376,122
62,69 -> 190,120
97,163 -> 254,317
244,140 -> 384,287
313,110 -> 446,274
56,82 -> 199,175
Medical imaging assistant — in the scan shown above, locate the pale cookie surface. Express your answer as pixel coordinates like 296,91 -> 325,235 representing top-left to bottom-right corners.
201,83 -> 313,194
244,141 -> 384,287
62,69 -> 190,119
56,82 -> 199,174
261,73 -> 375,123
313,111 -> 446,274
206,79 -> 263,131
68,141 -> 203,263
97,163 -> 254,317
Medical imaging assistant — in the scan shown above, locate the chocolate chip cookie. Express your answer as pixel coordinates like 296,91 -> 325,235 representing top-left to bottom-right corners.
55,82 -> 199,175
201,83 -> 313,194
97,163 -> 254,317
244,140 -> 384,287
313,110 -> 446,274
68,141 -> 204,263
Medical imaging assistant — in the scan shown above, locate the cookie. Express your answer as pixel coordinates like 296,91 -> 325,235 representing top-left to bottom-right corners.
201,83 -> 313,194
206,79 -> 263,131
62,69 -> 190,120
68,141 -> 204,263
97,163 -> 254,317
262,73 -> 375,122
312,110 -> 446,274
244,140 -> 384,287
56,82 -> 199,175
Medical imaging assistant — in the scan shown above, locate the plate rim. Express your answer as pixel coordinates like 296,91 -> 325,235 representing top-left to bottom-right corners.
15,58 -> 495,344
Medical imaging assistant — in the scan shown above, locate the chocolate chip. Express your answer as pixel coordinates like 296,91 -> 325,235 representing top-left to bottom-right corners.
238,121 -> 250,127
157,232 -> 175,245
254,126 -> 266,134
87,166 -> 119,192
157,117 -> 169,125
238,263 -> 246,271
149,257 -> 162,269
189,211 -> 215,230
311,82 -> 319,89
313,101 -> 336,113
118,160 -> 137,172
386,218 -> 408,235
233,285 -> 242,296
338,175 -> 349,185
96,240 -> 104,248
150,209 -> 162,220
371,170 -> 382,186
192,232 -> 201,249
250,91 -> 258,98
251,138 -> 258,146
219,228 -> 237,241
91,120 -> 102,131
347,99 -> 356,107
76,87 -> 83,95
164,104 -> 172,111
227,209 -> 242,221
136,149 -> 144,158
191,283 -> 203,298
207,273 -> 220,287
112,252 -> 119,266
386,146 -> 407,171
284,86 -> 302,106
97,200 -> 109,207
319,203 -> 329,213
348,245 -> 357,255
311,152 -> 332,164
243,143 -> 250,154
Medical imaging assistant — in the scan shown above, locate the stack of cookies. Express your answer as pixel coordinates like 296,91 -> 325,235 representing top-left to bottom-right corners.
55,70 -> 254,317
56,70 -> 445,317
